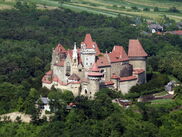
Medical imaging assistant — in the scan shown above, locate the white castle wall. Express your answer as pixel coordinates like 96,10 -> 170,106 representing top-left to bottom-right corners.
42,83 -> 53,89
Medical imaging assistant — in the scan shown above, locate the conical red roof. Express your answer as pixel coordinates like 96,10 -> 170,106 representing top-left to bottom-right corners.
84,33 -> 93,44
88,63 -> 103,77
128,40 -> 148,57
91,63 -> 100,72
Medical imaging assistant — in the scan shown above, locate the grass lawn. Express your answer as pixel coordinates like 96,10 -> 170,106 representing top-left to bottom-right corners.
154,91 -> 168,96
151,98 -> 173,104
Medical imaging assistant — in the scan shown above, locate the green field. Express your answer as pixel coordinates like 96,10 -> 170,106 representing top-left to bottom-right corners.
0,0 -> 182,21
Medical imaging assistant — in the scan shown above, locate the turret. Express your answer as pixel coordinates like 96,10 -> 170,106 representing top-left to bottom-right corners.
72,42 -> 79,74
128,39 -> 148,82
87,63 -> 103,98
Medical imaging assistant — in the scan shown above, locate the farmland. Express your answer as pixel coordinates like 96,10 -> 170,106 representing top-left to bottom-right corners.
0,0 -> 182,21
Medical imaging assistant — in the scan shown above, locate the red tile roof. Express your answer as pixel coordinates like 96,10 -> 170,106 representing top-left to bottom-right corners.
91,63 -> 100,72
88,72 -> 103,77
108,46 -> 129,63
104,81 -> 114,85
120,75 -> 137,82
111,74 -> 120,79
83,34 -> 101,55
128,40 -> 148,57
68,81 -> 81,84
42,76 -> 52,84
96,55 -> 110,67
46,70 -> 53,75
52,76 -> 59,82
166,30 -> 182,35
133,69 -> 145,74
55,44 -> 66,53
68,73 -> 80,81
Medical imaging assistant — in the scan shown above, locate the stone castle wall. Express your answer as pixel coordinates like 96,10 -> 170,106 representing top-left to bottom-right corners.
119,79 -> 137,94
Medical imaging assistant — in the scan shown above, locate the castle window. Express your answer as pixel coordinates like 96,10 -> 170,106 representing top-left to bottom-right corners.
79,69 -> 82,72
66,62 -> 71,76
101,69 -> 104,73
85,89 -> 87,94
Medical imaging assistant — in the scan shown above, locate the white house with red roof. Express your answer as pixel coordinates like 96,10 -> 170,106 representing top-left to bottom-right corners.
42,34 -> 148,98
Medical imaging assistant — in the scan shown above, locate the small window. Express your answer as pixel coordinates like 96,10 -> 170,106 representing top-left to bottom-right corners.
85,89 -> 87,94
86,63 -> 88,65
79,69 -> 82,72
101,69 -> 104,73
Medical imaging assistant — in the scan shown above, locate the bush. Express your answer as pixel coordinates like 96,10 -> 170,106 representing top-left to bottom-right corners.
168,7 -> 180,13
131,6 -> 138,10
143,8 -> 150,11
154,7 -> 159,12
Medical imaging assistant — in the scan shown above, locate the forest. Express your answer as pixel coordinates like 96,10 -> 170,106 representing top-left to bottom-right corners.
0,3 -> 182,137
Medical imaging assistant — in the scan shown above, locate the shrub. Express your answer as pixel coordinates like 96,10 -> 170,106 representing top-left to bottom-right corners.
143,8 -> 150,11
131,6 -> 138,10
154,7 -> 159,12
168,7 -> 180,13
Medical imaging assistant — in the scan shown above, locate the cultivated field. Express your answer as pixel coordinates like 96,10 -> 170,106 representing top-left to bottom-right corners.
0,0 -> 182,21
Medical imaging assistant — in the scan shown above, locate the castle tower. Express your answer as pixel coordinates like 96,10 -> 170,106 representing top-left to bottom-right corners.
87,63 -> 103,98
72,42 -> 78,74
80,34 -> 96,69
128,40 -> 148,82
51,44 -> 66,69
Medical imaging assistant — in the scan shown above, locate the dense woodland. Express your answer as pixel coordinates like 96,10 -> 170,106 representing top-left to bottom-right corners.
0,4 -> 182,137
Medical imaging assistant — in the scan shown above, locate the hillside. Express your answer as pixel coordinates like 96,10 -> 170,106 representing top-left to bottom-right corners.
0,4 -> 182,137
0,0 -> 182,21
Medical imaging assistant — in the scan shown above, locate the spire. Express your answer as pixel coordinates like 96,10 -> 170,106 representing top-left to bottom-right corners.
72,42 -> 77,59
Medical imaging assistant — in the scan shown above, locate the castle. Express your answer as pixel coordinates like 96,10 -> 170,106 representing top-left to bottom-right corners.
42,34 -> 148,98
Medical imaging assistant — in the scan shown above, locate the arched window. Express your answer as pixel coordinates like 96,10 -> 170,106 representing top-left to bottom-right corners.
85,89 -> 87,94
66,62 -> 70,76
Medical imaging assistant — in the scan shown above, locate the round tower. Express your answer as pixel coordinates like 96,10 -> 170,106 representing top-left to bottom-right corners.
128,40 -> 148,82
87,63 -> 103,98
